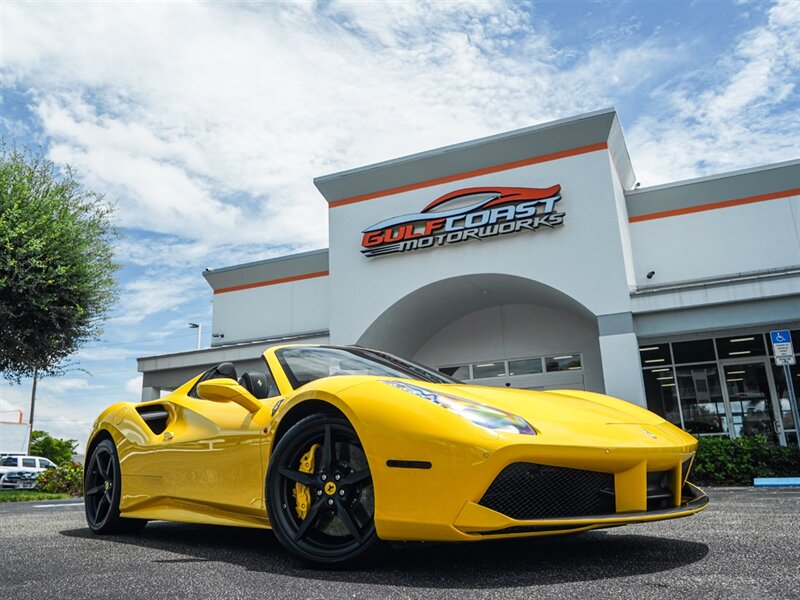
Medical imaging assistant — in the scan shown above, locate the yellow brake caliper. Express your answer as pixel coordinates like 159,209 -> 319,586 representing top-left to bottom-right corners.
294,443 -> 319,520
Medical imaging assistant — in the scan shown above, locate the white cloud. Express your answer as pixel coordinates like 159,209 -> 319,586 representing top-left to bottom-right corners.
125,374 -> 143,396
37,378 -> 97,393
110,274 -> 199,325
74,347 -> 151,362
1,0 -> 689,266
0,382 -> 28,420
629,0 -> 800,185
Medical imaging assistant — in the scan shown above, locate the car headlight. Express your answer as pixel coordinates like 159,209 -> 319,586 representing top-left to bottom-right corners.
382,380 -> 536,435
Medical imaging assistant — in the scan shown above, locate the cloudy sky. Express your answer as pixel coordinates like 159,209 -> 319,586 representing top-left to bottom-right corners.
1,0 -> 798,452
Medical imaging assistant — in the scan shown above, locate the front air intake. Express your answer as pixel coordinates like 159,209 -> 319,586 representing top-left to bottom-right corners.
479,462 -> 615,519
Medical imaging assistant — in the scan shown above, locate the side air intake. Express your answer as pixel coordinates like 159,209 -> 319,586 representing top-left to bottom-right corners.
135,404 -> 170,435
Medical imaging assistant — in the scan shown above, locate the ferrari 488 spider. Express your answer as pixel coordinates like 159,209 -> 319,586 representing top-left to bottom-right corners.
85,344 -> 708,567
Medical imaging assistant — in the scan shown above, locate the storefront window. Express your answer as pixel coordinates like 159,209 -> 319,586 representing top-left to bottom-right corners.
672,339 -> 716,364
723,363 -> 775,440
642,368 -> 680,426
716,335 -> 766,359
771,361 -> 799,437
508,358 -> 543,376
473,361 -> 506,378
639,344 -> 671,367
676,364 -> 727,435
545,354 -> 582,372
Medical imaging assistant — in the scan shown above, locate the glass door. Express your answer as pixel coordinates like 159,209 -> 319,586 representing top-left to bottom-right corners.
721,360 -> 784,446
771,362 -> 799,446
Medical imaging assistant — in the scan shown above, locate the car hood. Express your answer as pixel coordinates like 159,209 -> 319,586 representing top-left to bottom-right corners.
414,382 -> 693,447
443,384 -> 664,424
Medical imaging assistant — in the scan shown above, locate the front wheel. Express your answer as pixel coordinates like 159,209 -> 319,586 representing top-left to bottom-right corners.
84,438 -> 147,534
266,414 -> 383,568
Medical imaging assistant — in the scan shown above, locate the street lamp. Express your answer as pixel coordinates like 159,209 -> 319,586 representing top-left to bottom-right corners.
188,323 -> 202,350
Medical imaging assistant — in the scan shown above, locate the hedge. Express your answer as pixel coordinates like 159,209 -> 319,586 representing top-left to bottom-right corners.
36,462 -> 84,496
692,435 -> 800,486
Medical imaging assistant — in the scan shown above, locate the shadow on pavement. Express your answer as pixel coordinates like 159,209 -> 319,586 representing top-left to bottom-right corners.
61,522 -> 708,588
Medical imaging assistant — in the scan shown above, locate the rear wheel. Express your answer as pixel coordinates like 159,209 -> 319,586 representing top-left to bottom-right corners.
84,438 -> 147,534
266,414 -> 382,568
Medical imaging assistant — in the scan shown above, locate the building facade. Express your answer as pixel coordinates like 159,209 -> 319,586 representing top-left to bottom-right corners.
138,108 -> 800,446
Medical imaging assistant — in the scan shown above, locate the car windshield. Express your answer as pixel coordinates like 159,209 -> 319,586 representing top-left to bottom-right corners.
275,346 -> 458,389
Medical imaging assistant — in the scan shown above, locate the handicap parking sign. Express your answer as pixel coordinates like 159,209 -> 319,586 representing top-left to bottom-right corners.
771,330 -> 791,345
770,330 -> 795,366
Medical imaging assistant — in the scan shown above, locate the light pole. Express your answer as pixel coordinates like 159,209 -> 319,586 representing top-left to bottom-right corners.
189,323 -> 202,350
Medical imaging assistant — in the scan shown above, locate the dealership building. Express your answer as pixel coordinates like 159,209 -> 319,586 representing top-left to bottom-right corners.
138,108 -> 800,446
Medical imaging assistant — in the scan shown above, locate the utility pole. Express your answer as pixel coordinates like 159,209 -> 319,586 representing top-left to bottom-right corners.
27,368 -> 38,454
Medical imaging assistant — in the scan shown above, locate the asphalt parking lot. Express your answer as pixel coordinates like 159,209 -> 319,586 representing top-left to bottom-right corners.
0,487 -> 798,600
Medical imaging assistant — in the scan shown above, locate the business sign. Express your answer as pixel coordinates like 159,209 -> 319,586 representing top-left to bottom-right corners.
770,330 -> 796,366
361,185 -> 564,257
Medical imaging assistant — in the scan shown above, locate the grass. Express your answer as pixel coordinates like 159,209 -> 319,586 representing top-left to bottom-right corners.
0,490 -> 72,502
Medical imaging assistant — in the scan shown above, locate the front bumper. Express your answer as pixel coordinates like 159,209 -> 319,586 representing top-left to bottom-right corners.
371,428 -> 707,542
453,481 -> 708,537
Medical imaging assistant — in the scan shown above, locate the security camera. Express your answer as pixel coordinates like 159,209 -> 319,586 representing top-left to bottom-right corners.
646,271 -> 655,279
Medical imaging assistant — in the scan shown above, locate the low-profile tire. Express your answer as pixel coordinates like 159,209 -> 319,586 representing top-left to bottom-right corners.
266,413 -> 383,568
84,438 -> 147,534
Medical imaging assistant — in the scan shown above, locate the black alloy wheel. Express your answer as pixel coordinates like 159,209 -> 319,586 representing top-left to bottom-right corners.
84,438 -> 146,534
266,414 -> 383,568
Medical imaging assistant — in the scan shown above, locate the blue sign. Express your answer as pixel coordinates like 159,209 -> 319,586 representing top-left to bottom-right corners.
770,330 -> 792,345
770,330 -> 796,366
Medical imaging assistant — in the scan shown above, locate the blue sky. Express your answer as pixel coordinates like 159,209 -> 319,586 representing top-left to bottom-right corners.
1,0 -> 798,452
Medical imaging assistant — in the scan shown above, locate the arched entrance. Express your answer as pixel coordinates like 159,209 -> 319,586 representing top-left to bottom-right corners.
357,274 -> 605,392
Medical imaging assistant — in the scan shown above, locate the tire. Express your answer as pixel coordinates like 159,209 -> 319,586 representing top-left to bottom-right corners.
266,414 -> 383,568
84,438 -> 147,534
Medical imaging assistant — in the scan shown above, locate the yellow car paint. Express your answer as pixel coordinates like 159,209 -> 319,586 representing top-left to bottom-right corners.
86,344 -> 708,542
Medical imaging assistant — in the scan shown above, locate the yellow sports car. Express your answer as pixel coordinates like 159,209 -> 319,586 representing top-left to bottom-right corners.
85,344 -> 708,567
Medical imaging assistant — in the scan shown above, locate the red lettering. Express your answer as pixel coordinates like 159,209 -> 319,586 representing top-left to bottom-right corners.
424,218 -> 446,236
384,226 -> 406,243
362,231 -> 385,247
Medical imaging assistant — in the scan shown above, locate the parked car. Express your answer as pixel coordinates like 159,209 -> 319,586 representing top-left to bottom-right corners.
0,455 -> 57,476
0,470 -> 40,490
85,344 -> 708,568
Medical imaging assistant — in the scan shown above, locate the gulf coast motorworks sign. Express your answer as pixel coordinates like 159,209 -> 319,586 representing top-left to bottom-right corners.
360,185 -> 564,257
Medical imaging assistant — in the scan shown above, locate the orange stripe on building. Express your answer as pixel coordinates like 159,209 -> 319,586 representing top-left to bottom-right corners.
628,188 -> 800,223
328,142 -> 609,208
214,270 -> 329,294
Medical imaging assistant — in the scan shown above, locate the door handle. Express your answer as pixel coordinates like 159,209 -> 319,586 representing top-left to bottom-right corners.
163,431 -> 174,440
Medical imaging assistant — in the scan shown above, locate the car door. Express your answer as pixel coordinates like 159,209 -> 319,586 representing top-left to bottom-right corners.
157,394 -> 272,515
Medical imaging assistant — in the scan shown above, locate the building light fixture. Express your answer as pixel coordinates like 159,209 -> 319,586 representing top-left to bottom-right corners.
567,366 -> 582,370
727,370 -> 746,375
661,383 -> 676,387
726,378 -> 744,383
644,359 -> 665,363
730,337 -> 755,343
657,376 -> 674,381
728,351 -> 751,356
553,355 -> 573,360
639,346 -> 660,352
651,368 -> 671,373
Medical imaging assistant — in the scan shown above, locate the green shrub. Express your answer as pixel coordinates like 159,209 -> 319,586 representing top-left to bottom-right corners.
36,462 -> 84,496
692,435 -> 800,486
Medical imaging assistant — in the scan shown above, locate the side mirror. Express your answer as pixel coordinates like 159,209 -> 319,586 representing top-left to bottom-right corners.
197,378 -> 262,413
